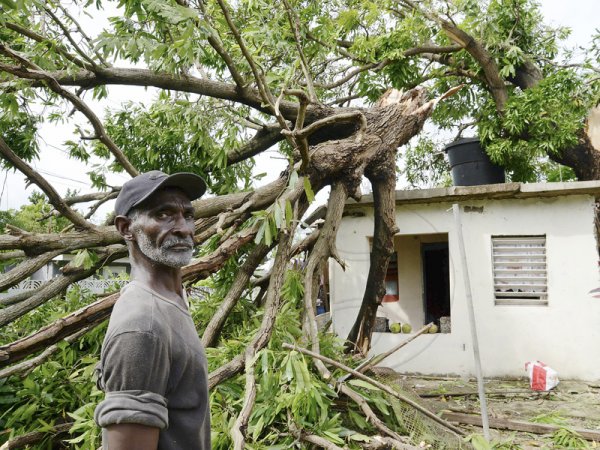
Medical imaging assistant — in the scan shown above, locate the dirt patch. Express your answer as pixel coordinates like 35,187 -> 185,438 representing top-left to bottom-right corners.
383,372 -> 600,448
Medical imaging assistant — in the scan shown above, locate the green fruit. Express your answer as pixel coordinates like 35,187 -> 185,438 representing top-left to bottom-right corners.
389,322 -> 402,333
401,323 -> 412,333
428,324 -> 439,334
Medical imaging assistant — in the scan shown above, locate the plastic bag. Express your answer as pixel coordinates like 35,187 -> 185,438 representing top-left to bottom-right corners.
525,360 -> 559,391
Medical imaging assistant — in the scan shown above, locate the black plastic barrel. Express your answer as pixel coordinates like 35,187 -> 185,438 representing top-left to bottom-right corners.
444,138 -> 505,186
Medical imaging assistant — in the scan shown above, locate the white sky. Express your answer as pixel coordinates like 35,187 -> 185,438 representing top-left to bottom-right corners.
1,0 -> 597,220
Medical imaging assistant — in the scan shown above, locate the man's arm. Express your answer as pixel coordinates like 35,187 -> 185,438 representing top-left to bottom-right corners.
94,331 -> 170,444
105,423 -> 159,450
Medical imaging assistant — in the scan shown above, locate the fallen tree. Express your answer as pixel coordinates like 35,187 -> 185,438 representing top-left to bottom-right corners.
0,0 -> 598,448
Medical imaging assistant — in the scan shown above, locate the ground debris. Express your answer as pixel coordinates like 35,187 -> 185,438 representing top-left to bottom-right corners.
389,375 -> 600,447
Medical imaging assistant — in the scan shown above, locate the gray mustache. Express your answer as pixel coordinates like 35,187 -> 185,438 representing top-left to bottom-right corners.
163,237 -> 194,249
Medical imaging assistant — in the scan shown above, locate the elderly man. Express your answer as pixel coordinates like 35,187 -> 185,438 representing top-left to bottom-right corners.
94,170 -> 211,450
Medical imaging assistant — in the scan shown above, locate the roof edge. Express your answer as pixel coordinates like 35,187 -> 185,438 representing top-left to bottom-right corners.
347,181 -> 600,207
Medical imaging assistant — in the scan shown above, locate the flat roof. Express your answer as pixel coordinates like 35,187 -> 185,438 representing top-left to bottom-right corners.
347,181 -> 600,207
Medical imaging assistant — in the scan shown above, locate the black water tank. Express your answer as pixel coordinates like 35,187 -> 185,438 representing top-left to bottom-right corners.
444,137 -> 505,186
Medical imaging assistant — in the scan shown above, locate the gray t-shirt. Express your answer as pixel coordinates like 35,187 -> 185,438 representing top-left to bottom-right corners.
94,281 -> 211,450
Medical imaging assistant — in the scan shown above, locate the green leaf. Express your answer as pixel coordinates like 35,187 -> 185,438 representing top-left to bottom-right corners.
348,409 -> 369,429
255,220 -> 266,244
465,434 -> 493,450
264,218 -> 272,246
303,177 -> 315,203
252,414 -> 265,441
285,200 -> 293,227
70,249 -> 98,270
322,430 -> 345,445
289,170 -> 299,189
273,202 -> 282,229
349,433 -> 371,442
0,0 -> 16,9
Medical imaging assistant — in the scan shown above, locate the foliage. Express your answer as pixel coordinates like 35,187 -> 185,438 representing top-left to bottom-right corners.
530,410 -> 569,426
1,0 -> 600,447
464,433 -> 524,450
0,269 -> 445,449
0,191 -> 74,271
400,135 -> 452,188
0,191 -> 71,235
550,427 -> 588,449
93,93 -> 255,195
479,70 -> 599,181
0,286 -> 105,449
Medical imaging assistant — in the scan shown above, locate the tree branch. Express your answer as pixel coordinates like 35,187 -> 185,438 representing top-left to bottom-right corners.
0,293 -> 117,368
0,422 -> 73,449
282,343 -> 466,437
399,0 -> 508,111
0,251 -> 25,261
0,325 -> 92,379
0,57 -> 139,177
0,226 -> 122,255
0,246 -> 126,327
55,3 -> 109,66
0,136 -> 97,231
183,226 -> 258,282
202,243 -> 271,347
281,0 -> 317,102
289,421 -> 346,450
214,0 -> 276,109
189,0 -> 247,91
226,124 -> 283,165
42,6 -> 99,69
301,182 -> 348,376
282,111 -> 367,142
346,165 -> 397,353
4,21 -> 91,69
0,249 -> 63,292
2,65 -> 335,123
340,384 -> 416,449
231,347 -> 258,449
208,195 -> 307,389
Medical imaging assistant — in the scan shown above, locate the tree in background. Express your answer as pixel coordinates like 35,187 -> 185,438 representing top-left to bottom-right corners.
0,0 -> 598,447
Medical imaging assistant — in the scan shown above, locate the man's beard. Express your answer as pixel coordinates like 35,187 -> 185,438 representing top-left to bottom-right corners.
133,229 -> 194,268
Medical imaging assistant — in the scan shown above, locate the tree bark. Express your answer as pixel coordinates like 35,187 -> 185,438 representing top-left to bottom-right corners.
0,422 -> 73,449
202,243 -> 271,347
0,293 -> 118,368
549,132 -> 600,181
345,160 -> 398,354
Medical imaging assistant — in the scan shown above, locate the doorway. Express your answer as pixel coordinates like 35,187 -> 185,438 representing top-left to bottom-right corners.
422,242 -> 451,330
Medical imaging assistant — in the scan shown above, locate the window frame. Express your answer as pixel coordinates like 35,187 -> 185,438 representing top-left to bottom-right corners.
491,235 -> 548,306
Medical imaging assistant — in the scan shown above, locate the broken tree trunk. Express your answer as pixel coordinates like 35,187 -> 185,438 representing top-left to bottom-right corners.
345,161 -> 398,354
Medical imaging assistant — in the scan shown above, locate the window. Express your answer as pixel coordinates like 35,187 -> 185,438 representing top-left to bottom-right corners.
492,236 -> 547,305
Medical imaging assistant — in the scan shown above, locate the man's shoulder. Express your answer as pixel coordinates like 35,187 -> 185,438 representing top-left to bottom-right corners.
107,283 -> 165,337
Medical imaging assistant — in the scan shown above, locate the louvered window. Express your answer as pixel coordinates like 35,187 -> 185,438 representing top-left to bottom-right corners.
491,236 -> 547,306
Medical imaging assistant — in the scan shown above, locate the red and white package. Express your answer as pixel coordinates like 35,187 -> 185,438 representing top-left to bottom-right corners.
525,360 -> 559,391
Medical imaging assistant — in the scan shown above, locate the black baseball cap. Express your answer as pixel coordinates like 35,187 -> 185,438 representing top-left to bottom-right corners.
115,170 -> 207,216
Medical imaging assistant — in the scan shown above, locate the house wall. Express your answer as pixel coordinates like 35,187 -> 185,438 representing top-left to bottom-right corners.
331,194 -> 600,380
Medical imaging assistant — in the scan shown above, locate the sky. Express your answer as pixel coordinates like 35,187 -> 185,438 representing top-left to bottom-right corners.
1,0 -> 598,220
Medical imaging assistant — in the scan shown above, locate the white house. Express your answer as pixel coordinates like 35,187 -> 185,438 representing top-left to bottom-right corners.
2,255 -> 130,297
330,181 -> 600,380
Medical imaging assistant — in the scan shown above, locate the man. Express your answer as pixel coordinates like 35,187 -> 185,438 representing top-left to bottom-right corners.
94,170 -> 211,450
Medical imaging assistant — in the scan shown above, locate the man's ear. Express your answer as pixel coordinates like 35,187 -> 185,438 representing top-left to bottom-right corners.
114,215 -> 134,241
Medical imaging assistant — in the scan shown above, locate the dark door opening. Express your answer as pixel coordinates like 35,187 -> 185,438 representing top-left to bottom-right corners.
422,242 -> 451,331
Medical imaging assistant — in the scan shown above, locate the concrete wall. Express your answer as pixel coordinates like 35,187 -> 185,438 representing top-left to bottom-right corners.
331,194 -> 600,380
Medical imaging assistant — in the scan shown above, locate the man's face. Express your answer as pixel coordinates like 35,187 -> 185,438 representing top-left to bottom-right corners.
129,188 -> 195,268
